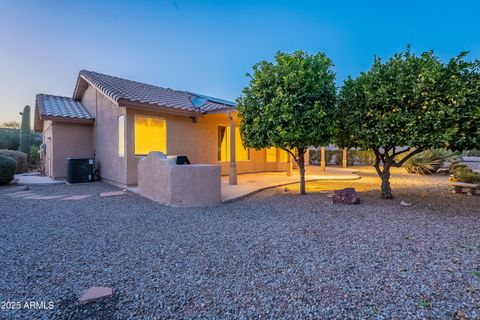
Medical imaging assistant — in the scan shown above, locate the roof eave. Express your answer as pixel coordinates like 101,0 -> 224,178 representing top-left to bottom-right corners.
118,98 -> 203,117
40,115 -> 95,124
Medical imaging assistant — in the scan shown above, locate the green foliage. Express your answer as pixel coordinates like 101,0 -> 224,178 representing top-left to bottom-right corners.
449,163 -> 469,174
19,105 -> 31,156
0,128 -> 21,150
404,149 -> 458,175
336,47 -> 480,198
0,149 -> 28,173
28,145 -> 41,171
237,51 -> 337,194
0,128 -> 40,150
453,166 -> 480,184
0,155 -> 17,185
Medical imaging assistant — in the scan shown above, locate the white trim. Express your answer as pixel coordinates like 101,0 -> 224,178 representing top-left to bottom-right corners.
118,115 -> 125,158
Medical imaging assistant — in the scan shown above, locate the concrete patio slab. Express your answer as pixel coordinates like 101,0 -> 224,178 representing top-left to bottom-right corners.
14,173 -> 65,185
221,166 -> 360,202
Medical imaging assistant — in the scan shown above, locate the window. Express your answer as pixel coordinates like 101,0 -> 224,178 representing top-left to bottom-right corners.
217,125 -> 250,161
118,115 -> 125,157
134,115 -> 166,156
279,149 -> 289,162
266,148 -> 276,162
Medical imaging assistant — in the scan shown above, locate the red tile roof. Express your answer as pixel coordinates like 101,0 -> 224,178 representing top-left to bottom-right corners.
36,94 -> 94,120
77,70 -> 236,113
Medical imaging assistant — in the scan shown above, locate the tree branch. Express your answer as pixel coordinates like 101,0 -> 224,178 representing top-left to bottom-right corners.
282,148 -> 299,164
373,149 -> 383,176
393,147 -> 425,167
391,147 -> 411,158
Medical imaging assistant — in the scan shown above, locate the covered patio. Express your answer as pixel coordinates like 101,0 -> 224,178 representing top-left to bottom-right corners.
221,166 -> 360,202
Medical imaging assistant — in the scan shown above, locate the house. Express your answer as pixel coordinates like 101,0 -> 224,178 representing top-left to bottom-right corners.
34,70 -> 303,187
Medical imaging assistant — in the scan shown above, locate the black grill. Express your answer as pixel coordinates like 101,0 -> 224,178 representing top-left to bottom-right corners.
176,156 -> 190,165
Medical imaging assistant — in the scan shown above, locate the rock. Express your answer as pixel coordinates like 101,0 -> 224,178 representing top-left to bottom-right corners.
400,201 -> 412,207
79,287 -> 113,304
332,188 -> 360,205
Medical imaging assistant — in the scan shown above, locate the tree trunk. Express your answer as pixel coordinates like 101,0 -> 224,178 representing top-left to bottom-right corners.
298,152 -> 306,195
380,167 -> 393,199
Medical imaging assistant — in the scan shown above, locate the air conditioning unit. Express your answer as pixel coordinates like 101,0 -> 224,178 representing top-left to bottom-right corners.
66,158 -> 94,184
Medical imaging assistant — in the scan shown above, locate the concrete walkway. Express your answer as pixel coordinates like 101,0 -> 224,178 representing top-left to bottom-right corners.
14,173 -> 65,185
221,166 -> 360,202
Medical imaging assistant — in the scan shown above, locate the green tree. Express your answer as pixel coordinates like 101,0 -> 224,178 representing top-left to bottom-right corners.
336,48 -> 480,199
19,105 -> 31,156
237,51 -> 337,194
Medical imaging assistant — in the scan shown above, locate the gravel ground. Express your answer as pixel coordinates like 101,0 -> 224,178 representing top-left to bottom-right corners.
0,167 -> 479,319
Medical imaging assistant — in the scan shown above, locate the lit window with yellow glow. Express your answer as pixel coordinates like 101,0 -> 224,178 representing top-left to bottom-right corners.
218,125 -> 250,161
134,115 -> 166,156
266,148 -> 276,162
118,115 -> 125,157
279,149 -> 289,162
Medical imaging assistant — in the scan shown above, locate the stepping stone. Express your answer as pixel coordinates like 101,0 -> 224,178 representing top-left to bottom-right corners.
22,194 -> 40,199
100,191 -> 125,198
35,195 -> 68,200
62,195 -> 92,200
10,192 -> 37,198
79,286 -> 112,304
2,186 -> 29,193
6,190 -> 33,196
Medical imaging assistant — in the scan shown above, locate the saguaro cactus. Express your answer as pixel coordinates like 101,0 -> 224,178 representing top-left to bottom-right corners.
19,105 -> 31,156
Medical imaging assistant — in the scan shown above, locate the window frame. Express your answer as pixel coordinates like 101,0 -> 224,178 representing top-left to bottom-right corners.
118,115 -> 125,158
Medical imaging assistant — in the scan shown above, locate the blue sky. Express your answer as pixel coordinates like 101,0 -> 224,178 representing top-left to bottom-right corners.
0,0 -> 479,122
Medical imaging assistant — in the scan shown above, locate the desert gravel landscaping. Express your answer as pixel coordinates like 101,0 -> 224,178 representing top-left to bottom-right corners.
1,167 -> 479,319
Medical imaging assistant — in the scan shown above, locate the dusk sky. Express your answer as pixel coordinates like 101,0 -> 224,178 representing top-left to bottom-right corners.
0,0 -> 479,123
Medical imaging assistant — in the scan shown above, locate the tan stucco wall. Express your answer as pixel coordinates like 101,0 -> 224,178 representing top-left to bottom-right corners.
138,153 -> 221,207
43,121 -> 93,178
125,108 -> 288,185
81,85 -> 127,185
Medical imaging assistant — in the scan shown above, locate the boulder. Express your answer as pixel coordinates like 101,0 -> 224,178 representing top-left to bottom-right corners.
332,188 -> 360,205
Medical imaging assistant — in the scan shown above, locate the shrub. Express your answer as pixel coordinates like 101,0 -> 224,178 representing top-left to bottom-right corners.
454,166 -> 480,184
0,155 -> 17,185
404,149 -> 458,175
463,149 -> 480,157
28,145 -> 41,171
449,163 -> 469,174
0,150 -> 28,173
353,150 -> 376,166
0,128 -> 20,150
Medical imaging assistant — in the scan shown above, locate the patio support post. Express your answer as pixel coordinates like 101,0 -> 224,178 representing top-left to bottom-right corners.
228,113 -> 237,185
342,148 -> 347,168
320,146 -> 325,172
